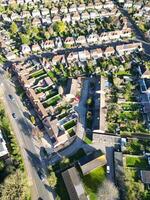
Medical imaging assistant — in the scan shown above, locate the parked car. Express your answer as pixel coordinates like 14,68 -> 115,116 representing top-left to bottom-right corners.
12,112 -> 17,119
107,165 -> 110,174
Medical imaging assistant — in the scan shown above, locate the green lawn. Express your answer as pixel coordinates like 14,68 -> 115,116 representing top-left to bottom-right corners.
126,156 -> 149,168
64,120 -> 76,130
43,94 -> 61,107
30,69 -> 45,78
83,166 -> 106,200
83,135 -> 92,144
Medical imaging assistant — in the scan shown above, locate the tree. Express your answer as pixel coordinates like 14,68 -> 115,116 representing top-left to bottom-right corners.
86,97 -> 93,106
30,115 -> 35,125
0,170 -> 29,200
98,180 -> 119,200
53,21 -> 67,35
20,34 -> 30,45
44,31 -> 50,39
47,171 -> 57,188
10,22 -> 18,34
59,156 -> 70,168
0,160 -> 4,172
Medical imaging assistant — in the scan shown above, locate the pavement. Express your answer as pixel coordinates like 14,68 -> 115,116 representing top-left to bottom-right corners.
0,68 -> 55,200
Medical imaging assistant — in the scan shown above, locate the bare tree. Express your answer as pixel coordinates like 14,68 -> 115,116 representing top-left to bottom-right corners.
98,179 -> 119,200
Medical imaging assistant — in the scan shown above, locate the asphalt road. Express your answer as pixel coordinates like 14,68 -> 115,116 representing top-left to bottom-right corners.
0,68 -> 54,200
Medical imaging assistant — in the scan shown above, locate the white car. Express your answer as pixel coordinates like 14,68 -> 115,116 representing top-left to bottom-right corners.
107,165 -> 110,174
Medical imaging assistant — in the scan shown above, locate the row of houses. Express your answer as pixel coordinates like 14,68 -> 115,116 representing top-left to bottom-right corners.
12,60 -> 82,148
138,64 -> 150,128
4,0 -> 115,12
50,42 -> 142,65
20,28 -> 132,55
123,0 -> 150,11
2,7 -> 120,25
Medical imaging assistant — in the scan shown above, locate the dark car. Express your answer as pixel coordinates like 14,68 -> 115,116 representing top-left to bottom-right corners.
37,170 -> 45,181
12,113 -> 17,119
8,94 -> 14,100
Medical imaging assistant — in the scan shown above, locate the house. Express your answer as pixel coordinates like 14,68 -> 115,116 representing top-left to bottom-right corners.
62,167 -> 88,200
71,12 -> 80,22
103,1 -> 114,9
79,152 -> 107,175
32,18 -> 41,26
41,8 -> 49,16
78,50 -> 91,62
5,51 -> 16,61
21,44 -> 31,54
24,0 -> 33,4
11,13 -> 20,21
134,2 -> 142,10
0,130 -> 9,159
90,10 -> 98,19
121,28 -> 132,38
2,14 -> 11,22
140,170 -> 150,186
69,4 -> 77,13
21,11 -> 31,18
86,3 -> 95,10
76,36 -> 87,45
64,37 -> 75,46
65,78 -> 81,100
51,7 -> 59,15
81,11 -> 90,20
104,46 -> 115,57
116,42 -> 142,55
17,0 -> 24,4
41,15 -> 51,25
52,55 -> 65,65
42,40 -> 55,49
67,52 -> 79,63
60,6 -> 68,14
43,118 -> 69,146
31,44 -> 41,52
62,14 -> 71,23
78,4 -> 86,12
35,101 -> 48,119
90,48 -> 103,59
44,77 -> 53,87
124,1 -> 133,9
99,32 -> 110,42
87,33 -> 99,44
32,9 -> 41,18
52,15 -> 61,23
94,2 -> 103,10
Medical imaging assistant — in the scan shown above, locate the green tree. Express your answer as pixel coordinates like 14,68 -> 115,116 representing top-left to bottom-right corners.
0,170 -> 29,200
0,160 -> 5,172
47,171 -> 57,188
10,22 -> 18,34
30,115 -> 35,125
44,31 -> 50,39
53,21 -> 67,35
20,34 -> 30,45
59,156 -> 70,168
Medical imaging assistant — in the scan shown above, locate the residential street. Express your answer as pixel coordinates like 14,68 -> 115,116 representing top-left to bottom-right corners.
0,68 -> 54,200
115,1 -> 150,56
